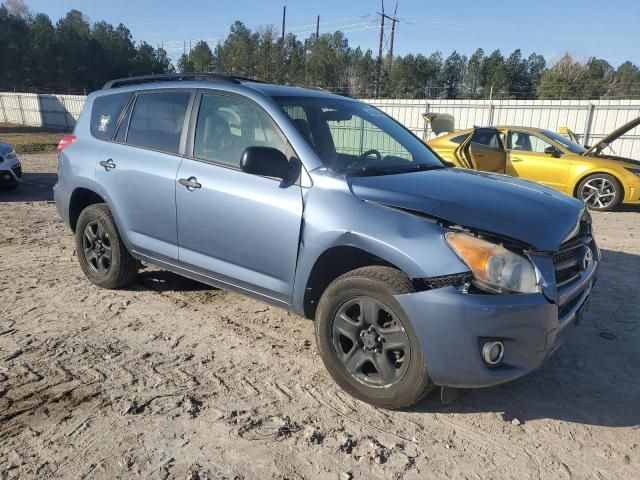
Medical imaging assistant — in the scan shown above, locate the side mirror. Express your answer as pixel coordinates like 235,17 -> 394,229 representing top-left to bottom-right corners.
240,147 -> 293,181
544,146 -> 562,157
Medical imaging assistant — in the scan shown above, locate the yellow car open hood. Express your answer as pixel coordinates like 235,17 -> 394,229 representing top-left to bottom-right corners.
585,116 -> 640,155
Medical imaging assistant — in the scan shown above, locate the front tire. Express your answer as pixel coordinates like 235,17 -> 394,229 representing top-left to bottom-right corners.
577,173 -> 622,211
315,266 -> 434,409
75,204 -> 138,289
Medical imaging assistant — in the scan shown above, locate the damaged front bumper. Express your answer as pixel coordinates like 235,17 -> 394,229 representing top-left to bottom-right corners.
394,259 -> 597,388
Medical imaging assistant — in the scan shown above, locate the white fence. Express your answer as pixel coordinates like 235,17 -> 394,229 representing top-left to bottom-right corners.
365,98 -> 640,160
0,92 -> 85,130
1,91 -> 639,160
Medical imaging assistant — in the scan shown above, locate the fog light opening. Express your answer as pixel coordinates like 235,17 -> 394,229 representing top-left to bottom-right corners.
482,341 -> 504,366
3,174 -> 10,181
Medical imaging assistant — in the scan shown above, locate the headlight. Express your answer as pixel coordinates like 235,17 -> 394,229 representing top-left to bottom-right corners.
625,167 -> 640,177
5,149 -> 17,159
445,232 -> 541,294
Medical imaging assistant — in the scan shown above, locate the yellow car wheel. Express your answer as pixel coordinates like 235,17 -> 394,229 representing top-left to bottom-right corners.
576,173 -> 622,212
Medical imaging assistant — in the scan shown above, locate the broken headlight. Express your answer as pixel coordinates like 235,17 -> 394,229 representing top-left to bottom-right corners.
445,232 -> 541,294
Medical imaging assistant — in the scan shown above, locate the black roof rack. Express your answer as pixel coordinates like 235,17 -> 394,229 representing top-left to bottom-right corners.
102,72 -> 266,90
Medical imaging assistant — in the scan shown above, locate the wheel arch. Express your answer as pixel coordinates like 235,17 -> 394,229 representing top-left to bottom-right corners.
68,187 -> 107,232
572,170 -> 625,199
300,245 -> 413,320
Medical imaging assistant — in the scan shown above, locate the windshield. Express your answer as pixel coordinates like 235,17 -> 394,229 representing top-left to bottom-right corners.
273,96 -> 445,175
542,129 -> 587,155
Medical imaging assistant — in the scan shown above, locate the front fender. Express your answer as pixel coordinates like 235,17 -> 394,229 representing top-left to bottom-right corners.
291,177 -> 468,315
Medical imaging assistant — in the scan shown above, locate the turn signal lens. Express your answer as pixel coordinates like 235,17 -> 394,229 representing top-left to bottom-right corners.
445,232 -> 540,294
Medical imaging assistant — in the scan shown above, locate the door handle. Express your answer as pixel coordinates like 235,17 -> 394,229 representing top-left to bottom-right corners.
511,157 -> 523,162
99,159 -> 116,170
178,176 -> 201,191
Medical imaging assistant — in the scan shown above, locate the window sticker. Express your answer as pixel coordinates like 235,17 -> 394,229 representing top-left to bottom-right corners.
98,115 -> 111,132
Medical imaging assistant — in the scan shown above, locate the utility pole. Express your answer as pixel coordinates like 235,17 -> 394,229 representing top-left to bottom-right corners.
316,15 -> 320,38
389,3 -> 399,61
376,1 -> 386,97
376,1 -> 400,97
281,5 -> 286,41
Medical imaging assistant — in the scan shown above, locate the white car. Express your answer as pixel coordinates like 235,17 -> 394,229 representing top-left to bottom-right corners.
0,142 -> 22,189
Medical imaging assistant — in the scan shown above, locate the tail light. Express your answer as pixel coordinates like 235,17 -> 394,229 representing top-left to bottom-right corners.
57,134 -> 76,155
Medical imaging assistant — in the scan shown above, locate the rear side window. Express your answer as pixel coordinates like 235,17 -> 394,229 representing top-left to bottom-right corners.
471,129 -> 502,149
126,91 -> 191,154
90,93 -> 132,140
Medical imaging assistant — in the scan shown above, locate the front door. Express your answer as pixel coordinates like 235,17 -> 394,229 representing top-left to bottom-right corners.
96,90 -> 192,261
457,128 -> 506,173
176,92 -> 303,303
505,130 -> 571,190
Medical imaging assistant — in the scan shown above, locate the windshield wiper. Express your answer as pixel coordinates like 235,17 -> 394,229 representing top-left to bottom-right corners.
348,163 -> 445,177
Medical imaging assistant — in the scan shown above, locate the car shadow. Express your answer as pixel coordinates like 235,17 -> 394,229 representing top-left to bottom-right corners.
411,248 -> 640,428
132,269 -> 219,293
0,172 -> 56,202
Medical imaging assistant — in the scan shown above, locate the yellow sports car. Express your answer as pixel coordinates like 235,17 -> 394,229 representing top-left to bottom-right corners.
426,117 -> 640,211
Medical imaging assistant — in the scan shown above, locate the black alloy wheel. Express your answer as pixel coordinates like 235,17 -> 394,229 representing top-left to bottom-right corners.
315,266 -> 434,409
332,296 -> 411,387
75,203 -> 138,289
82,220 -> 112,275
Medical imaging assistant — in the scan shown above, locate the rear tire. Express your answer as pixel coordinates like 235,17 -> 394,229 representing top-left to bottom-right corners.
315,266 -> 434,409
576,173 -> 622,211
75,203 -> 138,289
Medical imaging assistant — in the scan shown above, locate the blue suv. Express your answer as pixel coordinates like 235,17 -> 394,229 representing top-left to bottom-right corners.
54,73 -> 598,409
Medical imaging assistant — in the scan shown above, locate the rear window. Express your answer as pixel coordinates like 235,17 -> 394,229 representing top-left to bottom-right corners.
450,133 -> 469,144
90,93 -> 132,140
126,91 -> 191,154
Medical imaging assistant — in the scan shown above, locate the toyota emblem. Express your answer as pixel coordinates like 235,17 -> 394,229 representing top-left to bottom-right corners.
582,247 -> 593,271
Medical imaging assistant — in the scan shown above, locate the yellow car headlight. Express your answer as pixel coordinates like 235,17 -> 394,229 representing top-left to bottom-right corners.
445,232 -> 541,294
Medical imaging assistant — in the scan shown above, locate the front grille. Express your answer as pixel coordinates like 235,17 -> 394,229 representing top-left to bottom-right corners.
11,164 -> 22,179
553,238 -> 590,287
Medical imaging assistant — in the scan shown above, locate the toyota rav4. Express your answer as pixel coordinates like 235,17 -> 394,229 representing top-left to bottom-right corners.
54,73 -> 599,409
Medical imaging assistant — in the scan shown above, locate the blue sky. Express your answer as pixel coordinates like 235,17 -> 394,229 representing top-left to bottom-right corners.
22,0 -> 640,67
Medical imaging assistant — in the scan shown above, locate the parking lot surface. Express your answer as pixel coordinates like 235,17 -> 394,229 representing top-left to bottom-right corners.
1,154 -> 639,479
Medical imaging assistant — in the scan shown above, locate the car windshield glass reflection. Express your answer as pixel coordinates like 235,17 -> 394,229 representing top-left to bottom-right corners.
542,130 -> 587,155
274,96 -> 445,176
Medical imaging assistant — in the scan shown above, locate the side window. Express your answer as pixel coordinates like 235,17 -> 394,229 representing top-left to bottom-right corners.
508,131 -> 554,153
90,92 -> 132,140
194,94 -> 286,167
471,129 -> 502,149
126,91 -> 191,154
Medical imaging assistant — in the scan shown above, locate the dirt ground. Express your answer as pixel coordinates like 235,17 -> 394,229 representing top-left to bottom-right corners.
1,154 -> 639,480
0,124 -> 65,154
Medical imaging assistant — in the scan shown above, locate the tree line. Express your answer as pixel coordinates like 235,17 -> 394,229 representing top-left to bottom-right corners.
0,4 -> 172,93
2,2 -> 640,99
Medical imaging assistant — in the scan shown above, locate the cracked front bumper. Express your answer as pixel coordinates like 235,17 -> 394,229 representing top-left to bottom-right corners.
394,261 -> 596,388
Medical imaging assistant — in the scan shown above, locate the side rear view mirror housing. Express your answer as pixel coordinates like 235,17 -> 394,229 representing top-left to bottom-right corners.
544,146 -> 562,157
240,147 -> 294,182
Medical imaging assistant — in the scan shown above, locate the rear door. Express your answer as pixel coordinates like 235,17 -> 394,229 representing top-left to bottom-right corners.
175,91 -> 303,302
505,130 -> 570,189
457,128 -> 506,173
95,89 -> 193,261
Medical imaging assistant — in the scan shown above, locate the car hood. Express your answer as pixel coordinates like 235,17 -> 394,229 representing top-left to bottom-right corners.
0,142 -> 14,156
349,168 -> 585,252
584,116 -> 640,155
